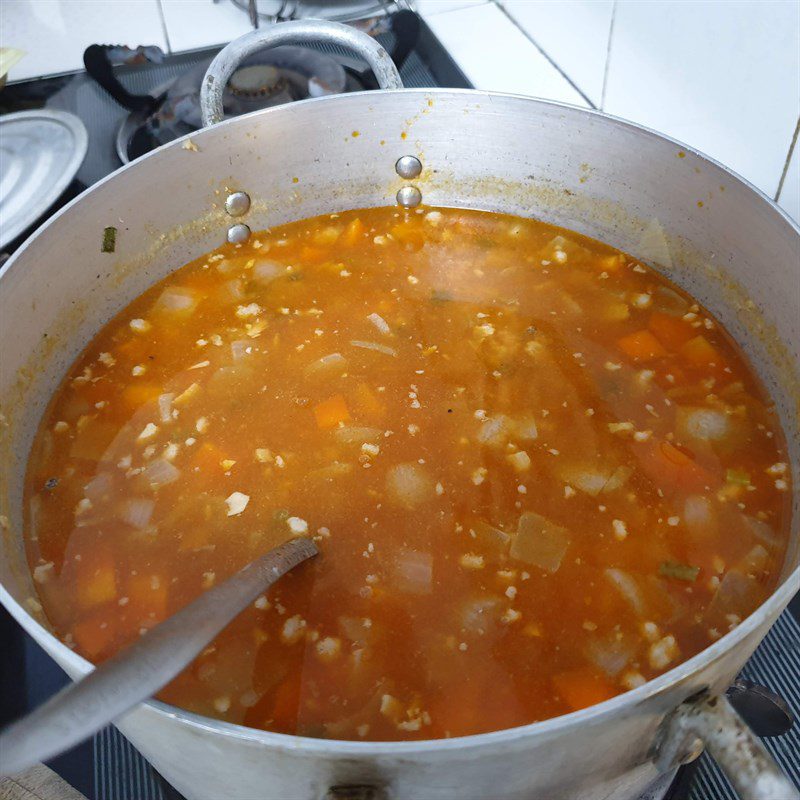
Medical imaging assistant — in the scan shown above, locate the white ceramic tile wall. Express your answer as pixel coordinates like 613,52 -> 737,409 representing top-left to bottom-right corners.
159,0 -> 252,52
0,0 -> 168,82
602,0 -> 800,198
413,0 -> 489,16
498,0 -> 614,106
778,133 -> 800,224
425,2 -> 587,103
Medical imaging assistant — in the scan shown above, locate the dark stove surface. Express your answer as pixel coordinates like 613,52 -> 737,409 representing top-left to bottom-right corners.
1,15 -> 798,799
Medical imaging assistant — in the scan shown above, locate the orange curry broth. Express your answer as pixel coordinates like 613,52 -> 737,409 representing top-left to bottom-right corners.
25,206 -> 791,740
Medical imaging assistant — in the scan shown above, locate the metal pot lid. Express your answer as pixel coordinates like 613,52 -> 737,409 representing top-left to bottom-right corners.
0,109 -> 88,249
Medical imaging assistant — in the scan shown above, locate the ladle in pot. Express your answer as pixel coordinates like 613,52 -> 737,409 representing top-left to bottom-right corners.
0,537 -> 318,775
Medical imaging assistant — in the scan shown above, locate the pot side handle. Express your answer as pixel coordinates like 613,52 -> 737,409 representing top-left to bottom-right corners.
200,20 -> 404,128
657,693 -> 799,800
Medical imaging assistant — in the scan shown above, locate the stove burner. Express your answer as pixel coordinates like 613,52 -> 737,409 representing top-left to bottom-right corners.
229,64 -> 288,97
84,12 -> 420,165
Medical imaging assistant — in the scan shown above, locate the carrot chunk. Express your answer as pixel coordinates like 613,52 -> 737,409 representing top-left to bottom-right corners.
680,335 -> 724,368
192,441 -> 226,472
313,394 -> 351,429
390,223 -> 424,251
299,245 -> 327,264
72,613 -> 115,660
353,382 -> 385,420
76,548 -> 118,609
639,440 -> 717,494
126,573 -> 169,625
271,675 -> 302,731
648,312 -> 694,350
553,668 -> 615,711
121,382 -> 162,411
616,330 -> 668,361
342,217 -> 365,246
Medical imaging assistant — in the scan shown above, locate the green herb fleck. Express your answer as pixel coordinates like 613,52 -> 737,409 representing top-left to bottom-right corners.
726,468 -> 750,486
272,508 -> 290,524
101,226 -> 117,253
431,289 -> 453,304
659,561 -> 700,582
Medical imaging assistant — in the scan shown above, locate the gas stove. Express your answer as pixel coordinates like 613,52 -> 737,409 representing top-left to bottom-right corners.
0,12 -> 798,798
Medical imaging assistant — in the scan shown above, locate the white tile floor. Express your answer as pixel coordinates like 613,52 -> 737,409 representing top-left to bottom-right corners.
497,0 -> 614,107
424,2 -> 586,103
1,0 -> 798,219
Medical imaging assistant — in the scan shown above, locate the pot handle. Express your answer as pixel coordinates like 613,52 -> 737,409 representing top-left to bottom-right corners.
657,693 -> 799,800
200,20 -> 404,128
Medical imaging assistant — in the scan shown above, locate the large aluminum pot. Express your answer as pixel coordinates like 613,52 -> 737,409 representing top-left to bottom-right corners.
1,20 -> 798,800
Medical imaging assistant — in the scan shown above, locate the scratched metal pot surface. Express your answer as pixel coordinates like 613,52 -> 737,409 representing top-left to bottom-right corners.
0,22 -> 798,800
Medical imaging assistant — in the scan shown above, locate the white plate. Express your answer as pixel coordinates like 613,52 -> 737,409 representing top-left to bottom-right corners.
0,110 -> 88,249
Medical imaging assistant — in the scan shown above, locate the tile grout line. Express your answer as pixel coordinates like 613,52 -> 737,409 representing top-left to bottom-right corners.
492,0 -> 596,109
774,116 -> 799,203
154,0 -> 173,55
600,0 -> 617,111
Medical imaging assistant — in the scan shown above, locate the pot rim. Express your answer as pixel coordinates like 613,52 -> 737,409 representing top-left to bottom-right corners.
1,87 -> 798,756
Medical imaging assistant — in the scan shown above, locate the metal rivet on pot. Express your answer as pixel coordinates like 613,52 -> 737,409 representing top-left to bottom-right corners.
396,185 -> 422,209
225,191 -> 251,217
395,155 -> 422,179
227,223 -> 251,244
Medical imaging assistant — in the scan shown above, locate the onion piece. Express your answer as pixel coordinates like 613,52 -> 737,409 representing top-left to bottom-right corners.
121,497 -> 155,529
144,458 -> 181,487
218,279 -> 245,303
586,634 -> 633,677
253,260 -> 282,283
84,471 -> 114,503
333,426 -> 383,445
366,313 -> 391,336
510,512 -> 570,573
231,340 -> 250,361
705,570 -> 760,625
742,515 -> 781,549
476,414 -> 511,448
513,416 -> 539,441
154,287 -> 198,315
393,549 -> 433,595
350,340 -> 397,357
604,568 -> 646,616
675,406 -> 730,442
558,464 -> 610,497
652,285 -> 688,316
683,495 -> 717,539
308,461 -> 353,481
338,616 -> 372,646
214,258 -> 238,275
305,352 -> 348,378
471,520 -> 511,549
385,462 -> 433,509
158,393 -> 175,423
603,465 -> 633,493
460,596 -> 502,633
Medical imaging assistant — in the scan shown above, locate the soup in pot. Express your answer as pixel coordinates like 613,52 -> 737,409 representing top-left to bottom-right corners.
24,206 -> 791,740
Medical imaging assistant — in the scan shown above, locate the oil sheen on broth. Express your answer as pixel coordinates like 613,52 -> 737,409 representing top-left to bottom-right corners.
25,207 -> 791,741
